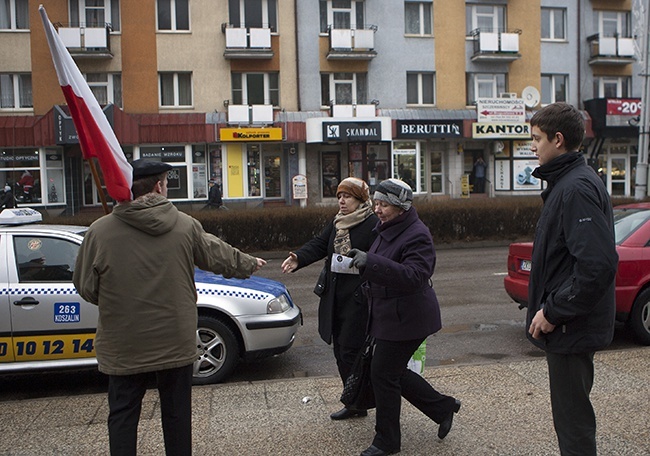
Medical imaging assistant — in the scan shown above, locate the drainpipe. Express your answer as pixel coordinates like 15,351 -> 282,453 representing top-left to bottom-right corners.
634,0 -> 650,199
577,0 -> 581,105
294,0 -> 301,111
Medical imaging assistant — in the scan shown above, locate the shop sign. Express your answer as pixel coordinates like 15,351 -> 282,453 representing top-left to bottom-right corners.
477,98 -> 526,123
292,174 -> 308,200
472,122 -> 531,139
54,104 -> 114,145
512,140 -> 535,158
322,121 -> 381,142
494,160 -> 511,191
220,127 -> 283,142
396,120 -> 463,138
605,99 -> 643,127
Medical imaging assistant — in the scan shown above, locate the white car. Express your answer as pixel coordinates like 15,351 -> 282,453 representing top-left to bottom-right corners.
0,208 -> 301,384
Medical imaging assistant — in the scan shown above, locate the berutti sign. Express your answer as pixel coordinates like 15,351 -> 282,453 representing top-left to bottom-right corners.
396,120 -> 463,138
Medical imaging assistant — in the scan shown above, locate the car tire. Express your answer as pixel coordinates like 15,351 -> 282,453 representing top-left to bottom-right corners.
193,315 -> 240,385
629,289 -> 650,346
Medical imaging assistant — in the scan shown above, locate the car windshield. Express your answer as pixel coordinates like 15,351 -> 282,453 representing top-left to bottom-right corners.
614,208 -> 650,244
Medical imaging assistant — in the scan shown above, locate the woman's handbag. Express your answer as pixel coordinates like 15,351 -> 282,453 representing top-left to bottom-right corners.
313,265 -> 328,297
340,336 -> 376,410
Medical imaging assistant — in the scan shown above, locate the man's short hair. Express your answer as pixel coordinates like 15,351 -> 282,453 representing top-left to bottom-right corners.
530,102 -> 585,152
132,171 -> 168,199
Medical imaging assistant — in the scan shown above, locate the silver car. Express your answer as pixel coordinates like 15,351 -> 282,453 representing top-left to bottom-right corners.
0,208 -> 301,384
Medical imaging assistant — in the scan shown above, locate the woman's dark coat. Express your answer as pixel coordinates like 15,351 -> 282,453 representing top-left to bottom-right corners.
294,214 -> 378,346
361,207 -> 442,341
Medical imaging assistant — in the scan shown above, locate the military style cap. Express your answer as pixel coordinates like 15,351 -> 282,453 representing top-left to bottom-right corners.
131,159 -> 173,179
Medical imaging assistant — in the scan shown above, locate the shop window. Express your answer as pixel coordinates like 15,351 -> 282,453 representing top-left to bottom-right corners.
264,149 -> 282,198
247,145 -> 261,196
139,146 -> 188,199
45,149 -> 64,204
191,145 -> 208,199
0,148 -> 41,203
322,151 -> 341,198
367,144 -> 388,192
208,145 -> 223,190
430,149 -> 443,194
393,141 -> 425,192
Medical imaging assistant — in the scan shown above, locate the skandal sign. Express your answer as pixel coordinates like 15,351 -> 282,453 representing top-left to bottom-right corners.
220,127 -> 283,142
322,121 -> 381,142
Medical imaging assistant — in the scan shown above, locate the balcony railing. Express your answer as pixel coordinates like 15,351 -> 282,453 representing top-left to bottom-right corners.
222,24 -> 274,59
226,104 -> 274,125
469,28 -> 521,63
56,23 -> 113,58
330,104 -> 377,118
327,25 -> 378,60
587,33 -> 636,65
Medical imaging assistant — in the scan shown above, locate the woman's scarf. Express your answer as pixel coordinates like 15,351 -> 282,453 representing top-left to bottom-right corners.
333,201 -> 374,254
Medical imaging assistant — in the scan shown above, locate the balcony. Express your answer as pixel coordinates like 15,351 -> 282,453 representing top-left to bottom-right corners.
222,24 -> 274,59
327,26 -> 377,60
587,34 -> 636,65
56,23 -> 112,59
330,104 -> 377,118
469,29 -> 521,63
226,104 -> 274,125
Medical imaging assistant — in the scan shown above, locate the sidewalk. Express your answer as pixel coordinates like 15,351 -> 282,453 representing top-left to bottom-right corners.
0,348 -> 648,456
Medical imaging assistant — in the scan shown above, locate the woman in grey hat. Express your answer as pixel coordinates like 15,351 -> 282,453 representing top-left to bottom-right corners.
347,178 -> 461,456
281,177 -> 378,420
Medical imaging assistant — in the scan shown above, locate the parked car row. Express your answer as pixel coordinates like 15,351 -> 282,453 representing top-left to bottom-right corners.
0,208 -> 302,384
505,203 -> 650,345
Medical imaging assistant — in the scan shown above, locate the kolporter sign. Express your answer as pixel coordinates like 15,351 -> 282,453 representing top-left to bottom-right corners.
323,121 -> 381,141
396,120 -> 463,138
220,127 -> 283,141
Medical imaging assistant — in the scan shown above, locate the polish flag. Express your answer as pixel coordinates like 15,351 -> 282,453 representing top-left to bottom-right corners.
39,6 -> 132,202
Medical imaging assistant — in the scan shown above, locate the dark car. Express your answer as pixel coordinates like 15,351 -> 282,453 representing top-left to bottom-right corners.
505,203 -> 650,345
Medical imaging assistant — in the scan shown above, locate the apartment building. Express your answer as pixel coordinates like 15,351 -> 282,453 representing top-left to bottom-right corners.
0,0 -> 646,214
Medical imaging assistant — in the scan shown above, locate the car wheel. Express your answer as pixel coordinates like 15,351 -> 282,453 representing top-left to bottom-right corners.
193,315 -> 240,385
629,289 -> 650,346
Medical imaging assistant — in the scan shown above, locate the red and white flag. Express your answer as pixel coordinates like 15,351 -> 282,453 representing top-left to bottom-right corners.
39,6 -> 132,202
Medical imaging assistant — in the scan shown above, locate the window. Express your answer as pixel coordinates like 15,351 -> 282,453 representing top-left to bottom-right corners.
466,73 -> 506,105
466,4 -> 505,34
430,149 -> 444,194
595,10 -> 630,38
85,73 -> 122,108
541,8 -> 565,40
319,0 -> 365,33
405,2 -> 432,36
0,73 -> 32,109
69,0 -> 120,31
541,74 -> 567,105
321,72 -> 367,106
228,0 -> 277,32
593,76 -> 631,98
14,236 -> 79,282
231,73 -> 279,106
0,0 -> 28,29
157,0 -> 189,31
392,141 -> 425,193
159,72 -> 192,107
407,72 -> 435,105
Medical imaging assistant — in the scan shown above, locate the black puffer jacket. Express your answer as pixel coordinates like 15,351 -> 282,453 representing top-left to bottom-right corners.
526,152 -> 618,354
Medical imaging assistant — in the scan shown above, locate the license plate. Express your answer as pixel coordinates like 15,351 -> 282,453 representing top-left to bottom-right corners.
520,260 -> 532,272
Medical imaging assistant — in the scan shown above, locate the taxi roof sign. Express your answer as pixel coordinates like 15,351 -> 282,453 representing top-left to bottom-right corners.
0,208 -> 43,225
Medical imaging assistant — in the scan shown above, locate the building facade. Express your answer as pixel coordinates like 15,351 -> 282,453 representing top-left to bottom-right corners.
0,0 -> 646,214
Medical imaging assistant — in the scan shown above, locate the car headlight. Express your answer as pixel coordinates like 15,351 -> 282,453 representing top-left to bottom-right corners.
267,294 -> 291,314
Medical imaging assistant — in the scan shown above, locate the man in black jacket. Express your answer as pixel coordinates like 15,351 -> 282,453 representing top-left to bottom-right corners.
527,103 -> 618,456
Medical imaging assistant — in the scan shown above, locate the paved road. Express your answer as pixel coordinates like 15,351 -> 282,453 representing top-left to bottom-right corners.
0,246 -> 639,401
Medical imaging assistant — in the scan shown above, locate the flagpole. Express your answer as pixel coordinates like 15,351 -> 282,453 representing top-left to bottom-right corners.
88,158 -> 110,214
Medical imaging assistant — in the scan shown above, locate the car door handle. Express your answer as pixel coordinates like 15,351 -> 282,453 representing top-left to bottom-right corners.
13,297 -> 40,306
